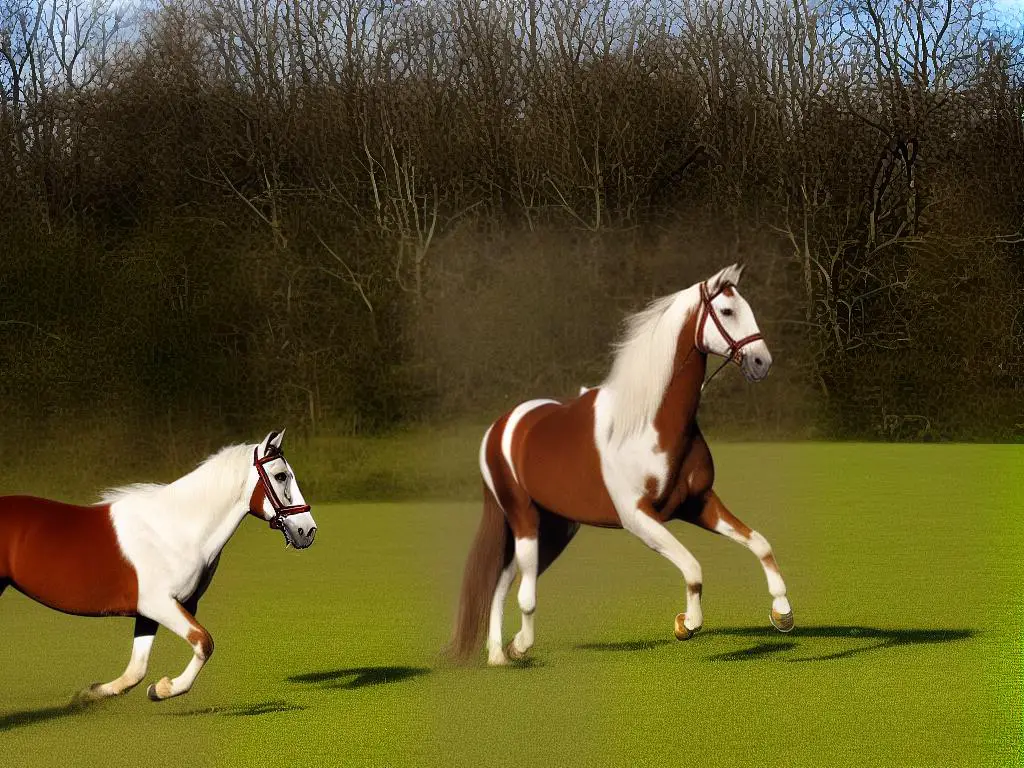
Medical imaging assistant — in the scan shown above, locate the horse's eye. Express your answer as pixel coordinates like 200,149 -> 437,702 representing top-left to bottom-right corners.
721,308 -> 734,317
274,472 -> 288,483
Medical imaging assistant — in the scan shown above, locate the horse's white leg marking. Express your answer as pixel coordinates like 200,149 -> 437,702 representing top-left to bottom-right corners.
140,599 -> 212,700
87,634 -> 155,698
500,400 -> 559,485
622,507 -> 704,630
487,560 -> 517,666
714,519 -> 791,615
511,537 -> 539,655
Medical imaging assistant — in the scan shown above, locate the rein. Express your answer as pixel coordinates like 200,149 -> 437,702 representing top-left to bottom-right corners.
252,446 -> 310,530
695,281 -> 763,391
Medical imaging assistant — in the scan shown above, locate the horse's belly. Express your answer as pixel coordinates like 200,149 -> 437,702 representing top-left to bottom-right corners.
1,498 -> 138,616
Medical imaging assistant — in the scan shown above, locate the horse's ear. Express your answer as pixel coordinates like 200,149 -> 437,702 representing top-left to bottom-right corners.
260,430 -> 285,457
707,262 -> 745,292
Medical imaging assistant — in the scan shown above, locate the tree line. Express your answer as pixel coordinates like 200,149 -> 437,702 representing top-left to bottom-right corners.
1,0 -> 1022,450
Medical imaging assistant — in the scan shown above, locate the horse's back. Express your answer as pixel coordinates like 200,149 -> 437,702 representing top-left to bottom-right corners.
0,495 -> 139,616
502,390 -> 621,527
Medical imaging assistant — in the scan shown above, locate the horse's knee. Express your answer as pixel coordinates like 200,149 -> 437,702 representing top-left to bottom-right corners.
749,531 -> 773,560
188,627 -> 214,661
684,560 -> 703,588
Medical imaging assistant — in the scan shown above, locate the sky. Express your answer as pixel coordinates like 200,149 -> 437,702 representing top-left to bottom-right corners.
993,0 -> 1024,19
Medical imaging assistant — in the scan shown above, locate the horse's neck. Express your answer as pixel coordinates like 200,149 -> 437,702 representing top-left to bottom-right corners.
654,316 -> 708,456
167,455 -> 253,562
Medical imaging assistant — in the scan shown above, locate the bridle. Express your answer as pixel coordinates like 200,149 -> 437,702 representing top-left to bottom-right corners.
252,445 -> 311,530
695,281 -> 764,390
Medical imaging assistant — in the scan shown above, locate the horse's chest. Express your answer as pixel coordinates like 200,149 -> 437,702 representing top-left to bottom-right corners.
644,439 -> 713,515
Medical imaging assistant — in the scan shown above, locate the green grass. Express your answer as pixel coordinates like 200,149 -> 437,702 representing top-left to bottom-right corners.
1,444 -> 1022,767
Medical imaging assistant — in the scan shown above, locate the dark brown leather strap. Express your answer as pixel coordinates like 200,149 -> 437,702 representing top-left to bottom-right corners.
695,281 -> 763,362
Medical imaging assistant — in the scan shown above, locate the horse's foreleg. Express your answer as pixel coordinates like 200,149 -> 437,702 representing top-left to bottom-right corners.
684,490 -> 793,632
76,617 -> 158,702
140,599 -> 214,701
620,499 -> 704,639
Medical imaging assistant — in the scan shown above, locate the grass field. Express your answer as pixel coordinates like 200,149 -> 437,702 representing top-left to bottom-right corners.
1,443 -> 1022,767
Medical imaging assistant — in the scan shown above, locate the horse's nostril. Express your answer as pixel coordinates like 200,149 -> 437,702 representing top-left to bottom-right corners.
298,528 -> 304,535
754,357 -> 763,366
309,527 -> 317,539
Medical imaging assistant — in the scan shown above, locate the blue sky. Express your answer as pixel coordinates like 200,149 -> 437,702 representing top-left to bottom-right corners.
993,0 -> 1024,19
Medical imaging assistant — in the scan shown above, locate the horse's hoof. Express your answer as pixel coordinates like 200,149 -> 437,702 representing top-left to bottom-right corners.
147,677 -> 174,701
770,608 -> 795,633
505,641 -> 528,661
674,613 -> 701,641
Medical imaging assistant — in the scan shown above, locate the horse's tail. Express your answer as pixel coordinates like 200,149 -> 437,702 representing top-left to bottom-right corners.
446,482 -> 510,663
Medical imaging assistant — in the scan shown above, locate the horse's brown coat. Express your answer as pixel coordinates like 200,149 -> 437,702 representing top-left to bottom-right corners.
0,495 -> 138,616
485,309 -> 718,532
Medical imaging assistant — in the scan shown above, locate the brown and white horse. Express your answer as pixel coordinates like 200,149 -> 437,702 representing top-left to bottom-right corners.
450,264 -> 792,665
0,430 -> 316,701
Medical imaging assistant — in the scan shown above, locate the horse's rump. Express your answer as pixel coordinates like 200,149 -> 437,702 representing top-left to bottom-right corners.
0,495 -> 138,616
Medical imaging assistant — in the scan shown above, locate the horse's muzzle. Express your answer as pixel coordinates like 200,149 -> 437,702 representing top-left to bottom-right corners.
279,513 -> 317,549
740,342 -> 773,382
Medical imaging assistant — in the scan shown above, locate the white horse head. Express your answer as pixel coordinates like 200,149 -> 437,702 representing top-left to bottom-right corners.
696,263 -> 772,382
251,429 -> 317,549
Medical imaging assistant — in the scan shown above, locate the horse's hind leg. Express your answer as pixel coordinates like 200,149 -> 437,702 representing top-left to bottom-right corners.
538,509 -> 580,577
683,490 -> 793,632
502,508 -> 581,662
76,617 -> 158,702
485,544 -> 516,666
503,502 -> 544,661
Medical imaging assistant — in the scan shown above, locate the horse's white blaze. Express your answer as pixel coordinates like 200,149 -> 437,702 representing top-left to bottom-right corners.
487,561 -> 517,665
501,399 -> 559,485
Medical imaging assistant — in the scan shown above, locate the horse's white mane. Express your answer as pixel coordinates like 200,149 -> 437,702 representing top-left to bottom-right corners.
99,443 -> 252,510
600,264 -> 744,443
600,286 -> 700,443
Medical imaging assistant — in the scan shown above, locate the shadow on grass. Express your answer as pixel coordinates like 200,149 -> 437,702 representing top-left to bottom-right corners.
578,625 -> 977,663
172,700 -> 307,717
288,665 -> 430,689
0,701 -> 93,733
577,639 -> 672,652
